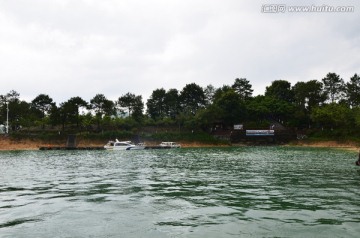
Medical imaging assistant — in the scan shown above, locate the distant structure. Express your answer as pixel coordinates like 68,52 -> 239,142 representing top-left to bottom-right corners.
211,121 -> 296,144
66,134 -> 78,148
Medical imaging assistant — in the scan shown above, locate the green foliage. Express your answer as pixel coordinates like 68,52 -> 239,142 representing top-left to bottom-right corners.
306,128 -> 360,141
292,80 -> 326,110
154,117 -> 177,127
59,96 -> 88,128
90,94 -> 115,117
180,83 -> 206,115
3,71 -> 360,144
265,80 -> 294,102
165,88 -> 180,119
247,95 -> 296,125
322,72 -> 345,103
204,84 -> 216,106
247,95 -> 270,120
214,89 -> 247,126
146,131 -> 227,145
90,94 -> 115,130
31,94 -> 55,118
310,103 -> 352,129
193,107 -> 220,131
146,88 -> 180,120
146,88 -> 166,120
117,92 -> 144,120
346,73 -> 360,107
9,131 -> 67,142
231,78 -> 253,100
82,131 -> 134,141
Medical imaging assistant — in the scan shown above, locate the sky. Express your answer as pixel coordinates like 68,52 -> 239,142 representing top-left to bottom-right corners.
1,0 -> 360,104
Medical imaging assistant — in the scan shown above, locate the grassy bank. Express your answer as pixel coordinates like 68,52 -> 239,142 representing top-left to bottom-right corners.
1,131 -> 229,150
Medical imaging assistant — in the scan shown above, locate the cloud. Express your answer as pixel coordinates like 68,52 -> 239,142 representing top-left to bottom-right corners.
0,0 -> 359,104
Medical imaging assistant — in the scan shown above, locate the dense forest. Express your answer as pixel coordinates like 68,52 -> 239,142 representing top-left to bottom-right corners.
1,72 -> 360,140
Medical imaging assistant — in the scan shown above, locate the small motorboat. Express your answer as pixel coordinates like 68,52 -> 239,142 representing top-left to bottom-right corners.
104,139 -> 145,150
159,142 -> 181,148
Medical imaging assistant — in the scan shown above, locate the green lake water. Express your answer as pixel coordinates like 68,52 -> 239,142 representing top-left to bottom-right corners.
0,147 -> 359,237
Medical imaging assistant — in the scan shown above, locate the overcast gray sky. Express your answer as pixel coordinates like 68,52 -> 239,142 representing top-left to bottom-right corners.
1,0 -> 359,104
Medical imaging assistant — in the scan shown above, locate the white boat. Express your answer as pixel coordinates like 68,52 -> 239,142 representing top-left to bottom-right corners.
159,142 -> 181,148
104,139 -> 145,150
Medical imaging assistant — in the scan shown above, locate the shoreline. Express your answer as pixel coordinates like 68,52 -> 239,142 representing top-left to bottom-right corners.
1,137 -> 359,151
0,137 -> 228,151
288,140 -> 360,152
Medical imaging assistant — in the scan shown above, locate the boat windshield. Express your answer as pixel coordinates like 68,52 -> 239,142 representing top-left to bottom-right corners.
114,142 -> 130,147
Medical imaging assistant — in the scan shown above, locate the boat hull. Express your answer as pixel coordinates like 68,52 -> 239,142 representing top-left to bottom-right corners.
104,146 -> 145,150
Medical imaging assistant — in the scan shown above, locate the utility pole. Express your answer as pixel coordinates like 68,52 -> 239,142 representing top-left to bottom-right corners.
6,102 -> 9,134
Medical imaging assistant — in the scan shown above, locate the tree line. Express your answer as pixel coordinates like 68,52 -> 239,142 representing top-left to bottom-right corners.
1,72 -> 360,137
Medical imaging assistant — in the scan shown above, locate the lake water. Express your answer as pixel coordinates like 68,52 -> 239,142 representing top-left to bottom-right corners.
1,147 -> 359,237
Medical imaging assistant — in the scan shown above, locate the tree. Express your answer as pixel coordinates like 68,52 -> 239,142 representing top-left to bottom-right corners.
58,101 -> 74,131
117,93 -> 144,119
58,97 -> 88,130
292,80 -> 326,111
346,73 -> 360,107
10,100 -> 31,130
322,72 -> 345,103
31,94 -> 55,119
164,89 -> 180,119
48,104 -> 61,128
247,95 -> 296,126
194,105 -> 221,131
146,88 -> 166,120
147,88 -> 180,120
214,89 -> 246,126
66,97 -> 88,128
180,83 -> 206,115
247,95 -> 271,122
213,85 -> 232,102
232,78 -> 253,101
130,95 -> 144,121
204,84 -> 216,106
4,90 -> 20,102
0,90 -> 32,130
293,82 -> 308,109
310,103 -> 351,129
265,80 -> 294,102
304,80 -> 327,110
0,90 -> 20,109
90,94 -> 115,129
90,94 -> 114,117
291,80 -> 326,128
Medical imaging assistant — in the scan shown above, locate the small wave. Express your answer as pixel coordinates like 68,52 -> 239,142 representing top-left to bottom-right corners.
0,217 -> 42,228
0,187 -> 26,193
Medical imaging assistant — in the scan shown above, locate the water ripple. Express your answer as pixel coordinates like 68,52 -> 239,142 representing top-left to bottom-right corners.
0,217 -> 42,228
1,147 -> 360,237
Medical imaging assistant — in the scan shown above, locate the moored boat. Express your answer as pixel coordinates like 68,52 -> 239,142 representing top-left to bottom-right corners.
159,142 -> 181,148
104,139 -> 145,150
